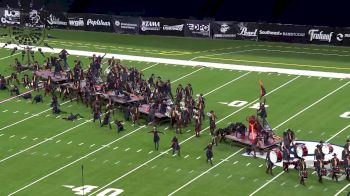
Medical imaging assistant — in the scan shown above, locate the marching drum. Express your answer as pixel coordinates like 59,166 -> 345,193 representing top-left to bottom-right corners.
276,150 -> 283,162
300,170 -> 308,178
296,145 -> 308,157
322,143 -> 334,155
321,168 -> 328,176
345,167 -> 350,174
332,167 -> 340,173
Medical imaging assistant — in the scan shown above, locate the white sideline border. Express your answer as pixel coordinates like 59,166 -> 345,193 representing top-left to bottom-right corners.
2,43 -> 350,79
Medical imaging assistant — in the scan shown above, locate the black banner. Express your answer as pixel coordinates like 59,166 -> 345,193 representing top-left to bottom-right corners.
113,16 -> 140,34
140,17 -> 185,36
84,14 -> 113,32
258,23 -> 308,43
43,12 -> 68,28
306,26 -> 335,44
184,20 -> 211,38
332,27 -> 350,46
212,21 -> 237,39
234,22 -> 258,40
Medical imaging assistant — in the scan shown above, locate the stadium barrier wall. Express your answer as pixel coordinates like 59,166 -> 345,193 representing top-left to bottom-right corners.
1,7 -> 350,47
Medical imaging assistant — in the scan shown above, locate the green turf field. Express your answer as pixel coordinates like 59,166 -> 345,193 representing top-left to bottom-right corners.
0,29 -> 349,196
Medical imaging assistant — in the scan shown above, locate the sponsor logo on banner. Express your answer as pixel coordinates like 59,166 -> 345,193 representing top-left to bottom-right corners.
220,23 -> 230,33
69,18 -> 84,26
187,23 -> 210,36
259,30 -> 305,37
308,29 -> 333,42
114,20 -> 138,30
163,24 -> 184,31
87,19 -> 111,26
1,9 -> 20,24
237,23 -> 258,37
47,14 -> 67,26
29,10 -> 41,25
141,21 -> 160,31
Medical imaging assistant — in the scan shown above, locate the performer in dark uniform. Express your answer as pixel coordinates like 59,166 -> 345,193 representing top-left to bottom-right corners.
343,145 -> 350,161
93,108 -> 102,124
62,113 -> 83,121
208,110 -> 216,136
330,153 -> 340,182
265,149 -> 274,175
204,143 -> 214,166
298,158 -> 307,185
171,136 -> 181,156
32,94 -> 43,104
315,158 -> 325,183
148,127 -> 164,151
314,144 -> 325,161
100,111 -> 112,129
282,145 -> 290,172
345,154 -> 350,181
194,112 -> 201,137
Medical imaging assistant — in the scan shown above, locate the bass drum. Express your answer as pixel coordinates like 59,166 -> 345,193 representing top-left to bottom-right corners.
322,143 -> 334,155
296,145 -> 308,157
269,151 -> 278,164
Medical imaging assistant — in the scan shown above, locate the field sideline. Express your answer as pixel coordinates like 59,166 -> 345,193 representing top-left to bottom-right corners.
0,30 -> 349,196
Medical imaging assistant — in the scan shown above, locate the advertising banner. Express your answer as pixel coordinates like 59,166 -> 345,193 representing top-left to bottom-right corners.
113,16 -> 140,34
184,20 -> 211,38
140,17 -> 185,36
258,23 -> 308,43
234,22 -> 258,40
212,21 -> 237,39
306,26 -> 335,44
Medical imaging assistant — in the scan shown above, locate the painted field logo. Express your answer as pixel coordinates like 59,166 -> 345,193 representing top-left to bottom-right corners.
63,185 -> 124,196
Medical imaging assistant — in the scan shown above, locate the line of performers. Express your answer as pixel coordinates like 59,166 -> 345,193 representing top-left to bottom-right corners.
266,136 -> 350,185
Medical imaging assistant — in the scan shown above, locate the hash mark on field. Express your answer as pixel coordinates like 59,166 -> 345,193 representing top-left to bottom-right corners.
56,140 -> 61,143
137,149 -> 142,152
307,76 -> 312,78
321,132 -> 325,136
90,144 -> 95,148
24,112 -> 29,115
79,143 -> 84,146
56,115 -> 61,119
103,160 -> 109,164
323,188 -> 328,192
227,175 -> 232,179
233,161 -> 239,165
66,156 -> 72,159
214,173 -> 220,177
184,155 -> 189,159
2,110 -> 8,112
296,130 -> 301,133
240,177 -> 245,181
67,105 -> 73,108
21,136 -> 27,140
186,130 -> 191,133
151,165 -> 157,169
259,164 -> 263,168
189,170 -> 194,174
253,178 -> 258,182
312,171 -> 316,175
308,185 -> 314,190
280,182 -> 286,186
124,148 -> 130,152
128,162 -> 132,166
33,138 -> 38,140
246,163 -> 251,166
114,161 -> 120,165
43,153 -> 48,156
16,100 -> 21,102
67,141 -> 72,144
196,156 -> 201,160
163,167 -> 169,171
45,114 -> 50,117
54,154 -> 61,158
164,127 -> 169,130
148,151 -> 153,154
176,169 -> 182,172
13,111 -> 19,113
30,151 -> 37,155
294,184 -> 299,188
0,134 -> 3,137
9,135 -> 15,138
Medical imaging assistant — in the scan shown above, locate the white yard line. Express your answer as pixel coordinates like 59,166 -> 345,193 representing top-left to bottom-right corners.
88,76 -> 299,196
7,126 -> 145,196
335,183 -> 350,196
2,43 -> 349,78
167,81 -> 350,196
0,100 -> 72,132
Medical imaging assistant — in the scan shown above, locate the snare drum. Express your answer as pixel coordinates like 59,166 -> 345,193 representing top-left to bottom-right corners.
333,167 -> 340,173
345,167 -> 350,174
300,170 -> 308,178
321,168 -> 327,176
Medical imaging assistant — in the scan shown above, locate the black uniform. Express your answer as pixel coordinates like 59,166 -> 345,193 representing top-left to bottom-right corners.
100,112 -> 112,129
299,159 -> 307,185
331,156 -> 340,182
315,159 -> 325,183
148,129 -> 163,150
171,137 -> 181,156
204,144 -> 213,165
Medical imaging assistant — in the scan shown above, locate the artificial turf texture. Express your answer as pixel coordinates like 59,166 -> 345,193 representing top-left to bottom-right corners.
0,29 -> 349,195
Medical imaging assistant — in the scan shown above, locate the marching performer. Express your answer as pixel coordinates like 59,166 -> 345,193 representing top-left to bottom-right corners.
208,110 -> 216,136
298,158 -> 307,185
315,158 -> 325,183
204,143 -> 214,166
148,127 -> 164,151
330,153 -> 340,182
265,149 -> 274,175
344,154 -> 350,181
171,136 -> 181,156
282,144 -> 290,172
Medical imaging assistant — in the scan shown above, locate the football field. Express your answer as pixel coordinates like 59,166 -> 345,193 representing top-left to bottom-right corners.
0,30 -> 349,195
